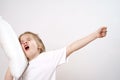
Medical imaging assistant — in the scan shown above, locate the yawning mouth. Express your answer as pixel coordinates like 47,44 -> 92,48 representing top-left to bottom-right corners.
25,46 -> 29,51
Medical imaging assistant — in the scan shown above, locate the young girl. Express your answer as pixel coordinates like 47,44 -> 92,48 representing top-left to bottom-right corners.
5,26 -> 107,80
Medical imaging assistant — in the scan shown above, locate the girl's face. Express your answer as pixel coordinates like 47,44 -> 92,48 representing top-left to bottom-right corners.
20,34 -> 40,61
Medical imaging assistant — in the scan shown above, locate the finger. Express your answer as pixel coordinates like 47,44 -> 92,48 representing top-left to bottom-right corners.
101,26 -> 107,29
100,26 -> 107,31
101,31 -> 107,37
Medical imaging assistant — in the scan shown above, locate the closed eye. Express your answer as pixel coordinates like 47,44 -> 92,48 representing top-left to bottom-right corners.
20,41 -> 24,44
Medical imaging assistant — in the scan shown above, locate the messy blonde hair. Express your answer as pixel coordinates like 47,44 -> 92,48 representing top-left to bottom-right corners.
19,32 -> 45,53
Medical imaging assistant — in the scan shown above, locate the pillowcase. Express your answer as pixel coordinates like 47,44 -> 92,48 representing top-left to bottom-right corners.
0,16 -> 28,79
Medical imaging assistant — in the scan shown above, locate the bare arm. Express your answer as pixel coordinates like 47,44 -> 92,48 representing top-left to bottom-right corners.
66,26 -> 107,57
5,67 -> 13,80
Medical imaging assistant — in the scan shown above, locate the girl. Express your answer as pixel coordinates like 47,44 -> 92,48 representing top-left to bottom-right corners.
5,26 -> 107,80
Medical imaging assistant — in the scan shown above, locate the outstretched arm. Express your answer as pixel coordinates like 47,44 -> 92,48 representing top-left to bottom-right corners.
66,26 -> 107,57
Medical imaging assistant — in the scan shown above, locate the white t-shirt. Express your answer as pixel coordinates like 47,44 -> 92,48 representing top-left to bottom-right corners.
20,47 -> 67,80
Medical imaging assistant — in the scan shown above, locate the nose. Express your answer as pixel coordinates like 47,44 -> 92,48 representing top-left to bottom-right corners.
23,41 -> 28,45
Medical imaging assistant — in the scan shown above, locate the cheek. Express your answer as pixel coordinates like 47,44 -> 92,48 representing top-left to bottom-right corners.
31,45 -> 38,51
31,41 -> 38,48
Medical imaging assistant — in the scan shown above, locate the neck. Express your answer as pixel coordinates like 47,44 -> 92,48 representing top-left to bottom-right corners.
28,51 -> 40,61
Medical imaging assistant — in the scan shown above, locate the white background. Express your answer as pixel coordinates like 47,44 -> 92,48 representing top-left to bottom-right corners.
0,0 -> 120,80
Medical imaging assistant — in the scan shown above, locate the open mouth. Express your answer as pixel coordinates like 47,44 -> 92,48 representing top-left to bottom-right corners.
24,46 -> 29,51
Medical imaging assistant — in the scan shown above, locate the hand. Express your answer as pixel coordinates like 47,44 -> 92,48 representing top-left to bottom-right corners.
96,26 -> 107,38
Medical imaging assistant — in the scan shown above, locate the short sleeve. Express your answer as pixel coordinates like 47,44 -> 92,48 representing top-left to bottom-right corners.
51,47 -> 67,66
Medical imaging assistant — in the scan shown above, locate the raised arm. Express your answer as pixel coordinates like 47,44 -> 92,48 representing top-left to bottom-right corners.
66,26 -> 107,57
5,67 -> 13,80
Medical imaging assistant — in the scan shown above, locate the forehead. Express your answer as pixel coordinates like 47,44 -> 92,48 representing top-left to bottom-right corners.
20,34 -> 34,40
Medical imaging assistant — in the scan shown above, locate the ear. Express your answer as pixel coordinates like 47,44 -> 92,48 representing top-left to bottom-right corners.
38,47 -> 42,53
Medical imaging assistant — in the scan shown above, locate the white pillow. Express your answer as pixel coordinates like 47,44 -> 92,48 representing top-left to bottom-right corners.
0,17 -> 28,79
